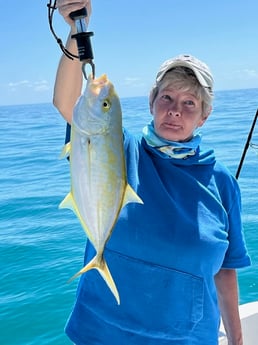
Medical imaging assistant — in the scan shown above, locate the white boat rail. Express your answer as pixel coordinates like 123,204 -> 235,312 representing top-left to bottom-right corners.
219,301 -> 258,344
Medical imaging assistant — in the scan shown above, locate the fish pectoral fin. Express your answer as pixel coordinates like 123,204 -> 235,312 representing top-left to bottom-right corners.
59,192 -> 75,211
123,184 -> 143,207
68,254 -> 120,305
59,142 -> 71,159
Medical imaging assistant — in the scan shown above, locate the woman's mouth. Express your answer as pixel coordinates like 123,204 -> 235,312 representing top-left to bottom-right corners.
163,122 -> 182,130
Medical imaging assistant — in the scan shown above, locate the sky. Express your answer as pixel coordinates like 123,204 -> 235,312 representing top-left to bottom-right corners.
1,0 -> 258,106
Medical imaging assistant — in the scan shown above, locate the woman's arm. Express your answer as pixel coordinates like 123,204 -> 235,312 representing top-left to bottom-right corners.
215,269 -> 243,345
53,0 -> 92,123
53,34 -> 83,124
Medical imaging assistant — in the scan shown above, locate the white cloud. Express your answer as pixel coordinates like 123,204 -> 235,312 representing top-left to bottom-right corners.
6,79 -> 50,92
34,80 -> 50,92
231,69 -> 258,80
243,69 -> 258,78
123,77 -> 145,87
0,79 -> 53,105
8,80 -> 30,91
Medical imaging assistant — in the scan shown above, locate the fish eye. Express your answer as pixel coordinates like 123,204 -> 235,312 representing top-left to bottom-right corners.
102,99 -> 111,112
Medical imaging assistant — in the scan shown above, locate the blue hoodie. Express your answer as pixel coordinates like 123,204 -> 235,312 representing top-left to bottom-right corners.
65,128 -> 250,345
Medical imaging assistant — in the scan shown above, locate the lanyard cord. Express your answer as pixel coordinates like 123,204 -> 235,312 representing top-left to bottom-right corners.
47,0 -> 79,60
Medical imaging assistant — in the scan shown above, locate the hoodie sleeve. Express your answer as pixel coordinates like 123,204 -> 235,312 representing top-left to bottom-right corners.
221,176 -> 251,269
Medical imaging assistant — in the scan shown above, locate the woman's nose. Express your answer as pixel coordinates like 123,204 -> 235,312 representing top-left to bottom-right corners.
168,103 -> 181,117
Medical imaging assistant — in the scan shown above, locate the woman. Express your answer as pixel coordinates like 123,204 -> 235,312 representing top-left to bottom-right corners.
54,1 -> 251,344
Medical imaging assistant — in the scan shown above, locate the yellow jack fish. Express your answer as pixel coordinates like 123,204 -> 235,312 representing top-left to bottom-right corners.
59,74 -> 143,304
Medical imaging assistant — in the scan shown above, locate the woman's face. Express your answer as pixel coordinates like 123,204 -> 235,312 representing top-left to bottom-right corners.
150,86 -> 208,142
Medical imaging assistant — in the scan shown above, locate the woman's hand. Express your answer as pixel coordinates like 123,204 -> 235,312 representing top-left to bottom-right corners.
56,0 -> 92,26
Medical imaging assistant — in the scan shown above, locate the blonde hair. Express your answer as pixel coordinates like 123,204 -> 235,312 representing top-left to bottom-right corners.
149,67 -> 213,118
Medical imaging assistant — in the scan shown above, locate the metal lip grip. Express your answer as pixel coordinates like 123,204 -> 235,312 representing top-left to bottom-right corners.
69,8 -> 95,79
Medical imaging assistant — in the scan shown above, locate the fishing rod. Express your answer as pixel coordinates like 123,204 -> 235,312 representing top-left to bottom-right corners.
235,109 -> 258,180
47,0 -> 95,79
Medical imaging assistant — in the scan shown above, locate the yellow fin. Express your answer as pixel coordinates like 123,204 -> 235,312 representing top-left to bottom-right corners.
123,184 -> 143,207
59,142 -> 71,159
59,192 -> 74,211
59,192 -> 95,244
68,254 -> 120,305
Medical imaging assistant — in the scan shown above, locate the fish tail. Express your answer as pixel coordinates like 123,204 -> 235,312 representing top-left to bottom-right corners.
97,257 -> 120,305
68,254 -> 120,305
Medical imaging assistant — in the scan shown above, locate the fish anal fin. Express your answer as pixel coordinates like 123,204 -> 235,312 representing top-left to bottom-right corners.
68,254 -> 120,305
59,142 -> 71,159
123,184 -> 143,207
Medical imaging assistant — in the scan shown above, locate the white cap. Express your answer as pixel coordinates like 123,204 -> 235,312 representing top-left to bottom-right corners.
156,54 -> 213,93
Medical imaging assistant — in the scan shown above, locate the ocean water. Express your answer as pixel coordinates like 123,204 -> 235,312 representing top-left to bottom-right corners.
1,88 -> 258,344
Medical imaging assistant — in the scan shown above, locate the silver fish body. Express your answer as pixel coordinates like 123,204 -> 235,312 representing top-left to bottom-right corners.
59,74 -> 143,304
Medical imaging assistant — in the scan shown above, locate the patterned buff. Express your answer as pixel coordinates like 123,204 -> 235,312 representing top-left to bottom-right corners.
142,121 -> 201,159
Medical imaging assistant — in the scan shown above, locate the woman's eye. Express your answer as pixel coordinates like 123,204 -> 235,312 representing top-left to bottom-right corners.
184,100 -> 195,106
161,95 -> 171,101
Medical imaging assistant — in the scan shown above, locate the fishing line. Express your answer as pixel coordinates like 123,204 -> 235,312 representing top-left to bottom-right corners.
235,109 -> 258,180
250,143 -> 258,151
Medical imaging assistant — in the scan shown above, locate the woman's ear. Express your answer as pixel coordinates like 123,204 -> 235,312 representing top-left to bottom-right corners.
149,86 -> 158,116
198,106 -> 212,127
206,106 -> 212,117
198,117 -> 208,128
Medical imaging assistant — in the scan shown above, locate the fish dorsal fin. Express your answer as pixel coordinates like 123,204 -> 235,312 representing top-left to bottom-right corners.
59,142 -> 71,159
122,184 -> 143,207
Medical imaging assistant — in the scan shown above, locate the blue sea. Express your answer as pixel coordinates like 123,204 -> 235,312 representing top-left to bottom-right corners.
1,89 -> 258,344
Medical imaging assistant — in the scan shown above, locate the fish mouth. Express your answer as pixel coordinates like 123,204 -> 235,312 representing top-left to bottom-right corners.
88,74 -> 117,100
90,74 -> 109,94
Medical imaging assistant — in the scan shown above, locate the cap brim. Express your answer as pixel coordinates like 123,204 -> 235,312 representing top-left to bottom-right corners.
157,60 -> 211,89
